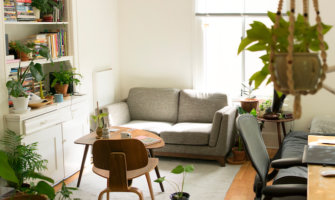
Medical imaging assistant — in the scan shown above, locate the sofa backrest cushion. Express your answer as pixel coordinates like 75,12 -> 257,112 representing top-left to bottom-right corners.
178,90 -> 227,123
127,88 -> 180,123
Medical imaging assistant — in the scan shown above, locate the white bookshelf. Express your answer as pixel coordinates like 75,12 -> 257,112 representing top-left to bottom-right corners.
5,22 -> 69,25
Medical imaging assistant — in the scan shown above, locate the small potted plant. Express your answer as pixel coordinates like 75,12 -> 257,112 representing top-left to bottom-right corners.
31,0 -> 61,21
240,82 -> 258,113
6,41 -> 50,112
155,165 -> 194,200
50,64 -> 82,97
92,112 -> 108,139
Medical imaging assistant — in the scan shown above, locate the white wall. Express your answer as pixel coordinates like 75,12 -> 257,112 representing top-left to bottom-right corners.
118,0 -> 194,98
292,0 -> 335,131
75,0 -> 120,114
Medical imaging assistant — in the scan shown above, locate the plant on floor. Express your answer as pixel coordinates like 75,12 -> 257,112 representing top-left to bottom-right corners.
154,164 -> 194,200
0,130 -> 78,200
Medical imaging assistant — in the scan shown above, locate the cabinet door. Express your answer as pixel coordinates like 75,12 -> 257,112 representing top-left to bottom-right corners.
22,124 -> 65,183
62,107 -> 90,178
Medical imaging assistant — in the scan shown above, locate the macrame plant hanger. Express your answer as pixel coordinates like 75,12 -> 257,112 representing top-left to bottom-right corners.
268,0 -> 328,119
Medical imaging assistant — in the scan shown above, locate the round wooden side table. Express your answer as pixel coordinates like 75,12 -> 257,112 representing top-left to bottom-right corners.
257,117 -> 294,146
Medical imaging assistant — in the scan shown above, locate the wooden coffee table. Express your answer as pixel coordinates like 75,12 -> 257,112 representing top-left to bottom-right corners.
74,127 -> 165,191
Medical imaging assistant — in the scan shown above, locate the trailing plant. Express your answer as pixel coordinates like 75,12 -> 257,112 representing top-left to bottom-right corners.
6,41 -> 50,98
92,112 -> 108,128
51,64 -> 82,88
155,165 -> 194,200
237,11 -> 332,89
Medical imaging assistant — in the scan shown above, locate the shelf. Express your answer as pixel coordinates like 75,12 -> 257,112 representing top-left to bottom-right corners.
5,22 -> 69,25
6,56 -> 73,69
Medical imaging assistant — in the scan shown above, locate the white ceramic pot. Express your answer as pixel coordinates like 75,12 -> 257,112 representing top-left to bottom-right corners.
33,7 -> 40,19
12,96 -> 29,112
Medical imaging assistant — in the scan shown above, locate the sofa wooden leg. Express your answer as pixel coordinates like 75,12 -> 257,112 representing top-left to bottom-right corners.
217,157 -> 226,167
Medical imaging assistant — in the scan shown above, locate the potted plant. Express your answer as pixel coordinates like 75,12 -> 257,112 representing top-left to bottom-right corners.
31,0 -> 61,21
237,11 -> 331,118
240,82 -> 258,113
0,130 -> 77,200
92,112 -> 108,138
155,165 -> 194,200
50,64 -> 81,97
6,41 -> 50,112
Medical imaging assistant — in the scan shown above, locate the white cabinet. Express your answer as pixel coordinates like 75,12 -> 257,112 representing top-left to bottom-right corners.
4,96 -> 89,184
22,124 -> 65,182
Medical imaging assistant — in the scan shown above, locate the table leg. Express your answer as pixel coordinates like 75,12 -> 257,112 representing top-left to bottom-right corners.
148,149 -> 165,192
77,144 -> 89,187
281,122 -> 287,137
276,122 -> 282,146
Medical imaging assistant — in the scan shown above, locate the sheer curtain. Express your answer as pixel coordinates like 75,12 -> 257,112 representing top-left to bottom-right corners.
194,0 -> 287,102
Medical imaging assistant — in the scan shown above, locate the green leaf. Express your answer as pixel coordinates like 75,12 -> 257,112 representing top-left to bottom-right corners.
249,64 -> 269,89
247,43 -> 267,52
238,107 -> 247,114
238,37 -> 255,54
247,21 -> 271,41
250,108 -> 257,117
154,176 -> 166,183
184,165 -> 194,173
27,171 -> 54,184
276,91 -> 283,98
34,181 -> 55,200
171,165 -> 184,174
0,151 -> 19,184
30,63 -> 44,82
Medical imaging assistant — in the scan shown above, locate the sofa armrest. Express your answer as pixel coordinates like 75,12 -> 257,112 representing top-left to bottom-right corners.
209,106 -> 237,152
102,102 -> 131,126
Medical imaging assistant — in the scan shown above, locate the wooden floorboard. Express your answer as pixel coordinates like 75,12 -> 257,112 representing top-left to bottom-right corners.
224,148 -> 278,200
54,171 -> 80,192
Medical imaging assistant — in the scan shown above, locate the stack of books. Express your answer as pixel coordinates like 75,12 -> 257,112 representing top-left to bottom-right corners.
16,0 -> 35,21
4,0 -> 17,22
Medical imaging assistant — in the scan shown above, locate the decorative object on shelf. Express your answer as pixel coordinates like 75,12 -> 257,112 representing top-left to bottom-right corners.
238,1 -> 332,119
240,82 -> 259,113
92,102 -> 108,139
54,93 -> 63,103
31,0 -> 62,21
155,164 -> 194,200
50,64 -> 81,97
0,130 -> 77,200
6,41 -> 50,112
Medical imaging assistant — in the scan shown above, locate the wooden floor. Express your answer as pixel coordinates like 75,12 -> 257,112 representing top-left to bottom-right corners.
224,148 -> 278,200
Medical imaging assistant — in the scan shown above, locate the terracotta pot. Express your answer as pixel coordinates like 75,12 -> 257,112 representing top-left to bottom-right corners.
273,53 -> 322,92
54,83 -> 69,97
240,99 -> 259,113
4,192 -> 47,200
96,127 -> 103,138
17,50 -> 30,61
42,14 -> 53,22
232,147 -> 246,162
170,192 -> 190,200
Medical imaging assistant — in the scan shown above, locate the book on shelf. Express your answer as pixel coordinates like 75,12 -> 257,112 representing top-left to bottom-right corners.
135,136 -> 161,146
4,0 -> 17,22
15,0 -> 35,21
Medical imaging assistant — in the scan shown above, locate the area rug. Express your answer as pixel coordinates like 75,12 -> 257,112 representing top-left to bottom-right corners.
69,157 -> 241,200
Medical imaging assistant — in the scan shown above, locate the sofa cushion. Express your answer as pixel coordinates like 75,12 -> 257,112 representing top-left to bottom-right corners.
160,123 -> 212,145
178,90 -> 227,123
127,88 -> 180,123
120,120 -> 174,135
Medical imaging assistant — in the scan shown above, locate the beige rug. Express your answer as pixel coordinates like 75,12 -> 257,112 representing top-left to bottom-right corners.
69,157 -> 241,200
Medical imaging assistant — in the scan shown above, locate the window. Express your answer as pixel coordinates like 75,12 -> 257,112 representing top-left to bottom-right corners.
194,0 -> 287,101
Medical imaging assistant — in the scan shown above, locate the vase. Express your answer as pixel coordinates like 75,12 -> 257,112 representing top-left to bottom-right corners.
96,127 -> 103,139
12,96 -> 29,112
273,53 -> 322,93
54,83 -> 69,97
170,192 -> 190,200
240,99 -> 259,113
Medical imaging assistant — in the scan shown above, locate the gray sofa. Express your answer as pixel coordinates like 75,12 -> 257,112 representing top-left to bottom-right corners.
103,87 -> 237,166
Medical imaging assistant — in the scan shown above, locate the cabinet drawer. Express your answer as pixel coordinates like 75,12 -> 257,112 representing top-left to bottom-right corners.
24,108 -> 71,135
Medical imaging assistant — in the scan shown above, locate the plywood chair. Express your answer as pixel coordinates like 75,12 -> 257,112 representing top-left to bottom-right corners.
92,139 -> 158,200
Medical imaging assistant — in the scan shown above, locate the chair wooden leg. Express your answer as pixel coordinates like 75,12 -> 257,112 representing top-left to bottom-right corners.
129,187 -> 144,200
98,188 -> 110,200
145,172 -> 155,200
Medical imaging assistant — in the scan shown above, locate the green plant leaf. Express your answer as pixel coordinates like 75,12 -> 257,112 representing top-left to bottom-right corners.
30,63 -> 44,82
171,165 -> 184,174
184,165 -> 194,173
238,37 -> 255,54
154,176 -> 166,183
0,151 -> 19,184
34,181 -> 55,200
27,171 -> 54,184
250,108 -> 257,117
247,42 -> 267,52
247,21 -> 271,41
